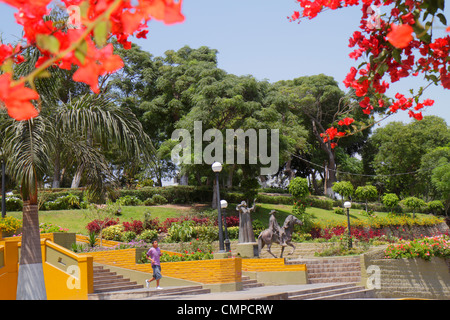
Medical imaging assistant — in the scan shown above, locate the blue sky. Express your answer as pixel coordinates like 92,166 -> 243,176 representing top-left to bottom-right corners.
0,0 -> 449,125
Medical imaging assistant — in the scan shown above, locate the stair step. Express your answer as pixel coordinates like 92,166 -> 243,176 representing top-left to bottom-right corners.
92,265 -> 144,294
308,277 -> 361,284
93,284 -> 144,294
309,288 -> 375,300
290,285 -> 362,300
89,286 -> 211,300
288,283 -> 369,300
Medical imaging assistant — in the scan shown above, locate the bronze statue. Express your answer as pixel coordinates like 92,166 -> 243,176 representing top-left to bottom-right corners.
258,212 -> 303,258
236,200 -> 256,243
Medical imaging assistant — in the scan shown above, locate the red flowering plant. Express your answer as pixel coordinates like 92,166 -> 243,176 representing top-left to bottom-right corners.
290,0 -> 449,147
0,0 -> 185,121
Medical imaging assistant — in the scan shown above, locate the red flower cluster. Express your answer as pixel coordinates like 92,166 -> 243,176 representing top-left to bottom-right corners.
290,0 -> 445,145
0,0 -> 185,121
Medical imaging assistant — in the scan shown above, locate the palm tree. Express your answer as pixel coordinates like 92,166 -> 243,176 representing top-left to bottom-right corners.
2,115 -> 50,299
1,45 -> 153,300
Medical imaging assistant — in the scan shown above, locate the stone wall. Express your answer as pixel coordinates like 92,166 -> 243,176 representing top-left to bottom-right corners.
361,248 -> 450,299
379,222 -> 449,240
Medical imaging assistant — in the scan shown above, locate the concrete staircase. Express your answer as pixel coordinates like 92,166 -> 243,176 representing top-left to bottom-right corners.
89,285 -> 212,300
287,283 -> 375,300
287,256 -> 362,284
93,265 -> 143,293
242,275 -> 265,289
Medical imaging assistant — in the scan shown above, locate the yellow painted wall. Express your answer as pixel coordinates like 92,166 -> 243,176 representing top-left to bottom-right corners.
242,258 -> 306,272
0,238 -> 93,300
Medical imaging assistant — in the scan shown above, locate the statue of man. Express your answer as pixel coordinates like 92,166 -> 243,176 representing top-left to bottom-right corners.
236,200 -> 256,243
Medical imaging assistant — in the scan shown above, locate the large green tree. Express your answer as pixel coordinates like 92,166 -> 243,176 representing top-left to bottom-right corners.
274,74 -> 371,197
363,116 -> 450,197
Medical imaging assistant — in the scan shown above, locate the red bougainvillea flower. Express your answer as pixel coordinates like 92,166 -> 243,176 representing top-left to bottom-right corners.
338,117 -> 354,126
72,42 -> 124,93
0,73 -> 39,121
387,23 -> 414,49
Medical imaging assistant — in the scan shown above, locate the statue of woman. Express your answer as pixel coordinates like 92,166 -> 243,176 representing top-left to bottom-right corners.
236,200 -> 256,243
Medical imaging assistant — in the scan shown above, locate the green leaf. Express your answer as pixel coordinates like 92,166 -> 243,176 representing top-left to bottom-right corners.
74,39 -> 88,64
36,34 -> 60,54
94,20 -> 110,47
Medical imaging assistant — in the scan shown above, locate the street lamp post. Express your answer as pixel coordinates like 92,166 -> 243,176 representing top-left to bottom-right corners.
212,162 -> 225,253
220,199 -> 231,252
344,201 -> 352,249
1,156 -> 5,218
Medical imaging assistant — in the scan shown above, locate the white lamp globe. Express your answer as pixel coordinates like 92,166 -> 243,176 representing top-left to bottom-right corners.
220,200 -> 228,209
211,162 -> 222,173
344,201 -> 352,209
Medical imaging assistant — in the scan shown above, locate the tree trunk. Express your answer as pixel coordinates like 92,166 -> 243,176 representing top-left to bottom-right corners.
71,163 -> 84,188
323,148 -> 337,198
52,152 -> 61,188
16,202 -> 47,300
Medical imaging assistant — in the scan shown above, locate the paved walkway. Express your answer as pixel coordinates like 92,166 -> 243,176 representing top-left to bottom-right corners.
137,283 -> 357,300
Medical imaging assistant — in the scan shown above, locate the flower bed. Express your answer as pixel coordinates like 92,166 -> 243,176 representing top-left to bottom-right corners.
384,235 -> 450,261
309,215 -> 447,242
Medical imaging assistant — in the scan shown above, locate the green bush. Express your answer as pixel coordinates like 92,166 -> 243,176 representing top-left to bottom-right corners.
2,196 -> 23,211
137,229 -> 159,243
42,193 -> 80,210
121,231 -> 137,242
151,194 -> 168,205
288,177 -> 310,199
334,207 -> 345,215
382,193 -> 400,213
102,224 -> 124,241
166,221 -> 197,242
428,200 -> 444,215
116,195 -> 142,206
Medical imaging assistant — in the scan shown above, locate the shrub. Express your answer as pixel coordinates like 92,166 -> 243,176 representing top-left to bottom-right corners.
0,216 -> 22,233
195,225 -> 219,242
334,207 -> 345,215
121,231 -> 137,242
227,226 -> 239,240
288,177 -> 309,199
1,196 -> 23,211
39,222 -> 68,233
102,224 -> 124,241
384,235 -> 450,261
332,181 -> 354,203
116,195 -> 142,206
122,219 -> 144,235
143,215 -> 162,232
225,215 -> 239,227
143,198 -> 155,206
166,221 -> 197,242
86,218 -> 119,234
137,229 -> 158,243
382,193 -> 400,213
42,193 -> 80,210
150,194 -> 168,205
428,200 -> 444,215
402,197 -> 426,218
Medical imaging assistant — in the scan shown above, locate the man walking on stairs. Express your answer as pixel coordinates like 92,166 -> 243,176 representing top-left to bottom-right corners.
145,240 -> 163,290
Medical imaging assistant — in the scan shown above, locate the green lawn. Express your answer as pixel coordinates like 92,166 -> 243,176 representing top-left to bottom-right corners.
6,204 -> 188,234
5,202 -> 433,235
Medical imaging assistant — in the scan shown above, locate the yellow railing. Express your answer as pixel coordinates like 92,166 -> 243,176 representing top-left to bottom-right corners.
0,237 -> 93,300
